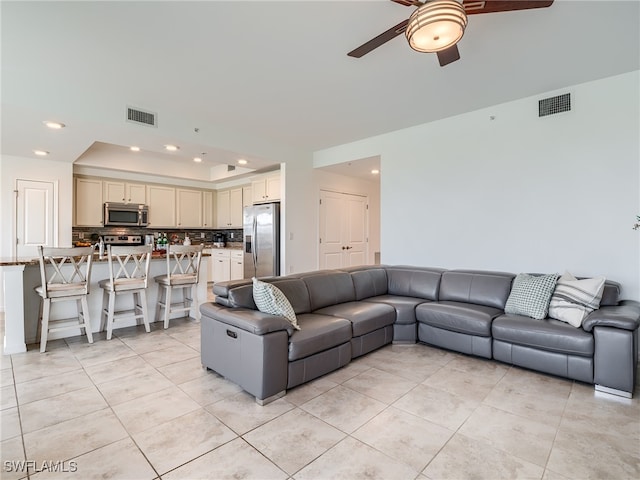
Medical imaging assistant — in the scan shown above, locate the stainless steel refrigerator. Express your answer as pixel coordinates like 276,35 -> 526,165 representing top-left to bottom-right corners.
243,203 -> 280,278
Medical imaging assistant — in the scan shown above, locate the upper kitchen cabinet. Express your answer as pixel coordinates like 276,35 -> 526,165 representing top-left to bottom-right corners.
176,189 -> 203,228
203,191 -> 214,228
216,187 -> 243,228
251,174 -> 281,204
242,186 -> 252,208
147,185 -> 176,228
104,181 -> 146,204
75,177 -> 103,226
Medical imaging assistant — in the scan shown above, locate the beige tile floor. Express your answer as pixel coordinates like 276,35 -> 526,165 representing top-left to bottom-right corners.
1,312 -> 639,480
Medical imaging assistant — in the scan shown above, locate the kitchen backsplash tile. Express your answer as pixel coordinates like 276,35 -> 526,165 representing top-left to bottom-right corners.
72,227 -> 244,245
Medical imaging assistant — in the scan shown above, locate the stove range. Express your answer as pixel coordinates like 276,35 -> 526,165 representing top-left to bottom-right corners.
102,235 -> 143,246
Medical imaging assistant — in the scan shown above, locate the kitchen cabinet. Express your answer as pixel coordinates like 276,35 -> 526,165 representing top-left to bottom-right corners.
75,177 -> 103,226
216,187 -> 243,228
211,249 -> 231,283
147,185 -> 176,228
176,189 -> 203,228
242,186 -> 252,208
230,250 -> 244,280
104,181 -> 146,204
203,248 -> 214,282
251,174 -> 280,203
203,191 -> 214,228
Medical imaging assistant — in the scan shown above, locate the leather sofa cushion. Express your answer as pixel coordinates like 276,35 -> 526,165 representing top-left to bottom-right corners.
439,271 -> 514,310
364,295 -> 428,325
386,267 -> 443,300
492,314 -> 594,356
351,268 -> 388,300
600,281 -> 621,306
416,301 -> 503,336
315,301 -> 396,337
302,272 -> 356,311
227,278 -> 311,315
288,314 -> 352,361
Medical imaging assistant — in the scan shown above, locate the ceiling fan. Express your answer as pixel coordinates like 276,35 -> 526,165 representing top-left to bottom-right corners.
347,0 -> 554,67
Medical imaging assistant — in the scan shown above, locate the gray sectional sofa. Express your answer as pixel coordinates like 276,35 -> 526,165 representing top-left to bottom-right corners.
200,266 -> 640,404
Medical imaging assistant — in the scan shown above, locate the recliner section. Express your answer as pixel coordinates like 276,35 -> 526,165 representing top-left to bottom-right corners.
200,265 -> 640,403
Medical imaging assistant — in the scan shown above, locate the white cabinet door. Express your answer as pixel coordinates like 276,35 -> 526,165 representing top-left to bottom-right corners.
216,190 -> 231,228
104,181 -> 146,204
242,186 -> 252,208
203,249 -> 214,282
104,181 -> 126,203
128,183 -> 147,204
251,174 -> 280,203
203,191 -> 214,228
176,189 -> 202,228
147,185 -> 176,228
75,177 -> 103,226
230,250 -> 244,280
265,175 -> 281,201
229,188 -> 243,227
212,249 -> 231,283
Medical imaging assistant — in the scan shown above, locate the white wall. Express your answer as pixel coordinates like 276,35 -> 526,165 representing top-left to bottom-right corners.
314,71 -> 640,301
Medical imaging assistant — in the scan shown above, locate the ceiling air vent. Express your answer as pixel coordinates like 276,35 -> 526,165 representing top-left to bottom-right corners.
126,106 -> 157,127
539,93 -> 571,117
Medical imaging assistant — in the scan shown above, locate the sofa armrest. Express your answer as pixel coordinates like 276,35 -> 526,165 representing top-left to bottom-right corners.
582,300 -> 640,332
200,302 -> 292,335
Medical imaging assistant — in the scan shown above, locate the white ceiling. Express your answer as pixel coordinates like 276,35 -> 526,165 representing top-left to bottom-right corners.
1,1 -> 638,183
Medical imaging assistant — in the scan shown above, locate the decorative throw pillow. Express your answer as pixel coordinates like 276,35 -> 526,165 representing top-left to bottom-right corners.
252,277 -> 300,330
548,272 -> 606,328
504,273 -> 559,320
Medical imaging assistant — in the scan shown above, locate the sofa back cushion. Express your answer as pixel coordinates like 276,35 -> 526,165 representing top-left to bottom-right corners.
439,270 -> 515,310
600,281 -> 621,306
302,271 -> 356,311
351,268 -> 388,300
228,278 -> 312,315
386,267 -> 443,300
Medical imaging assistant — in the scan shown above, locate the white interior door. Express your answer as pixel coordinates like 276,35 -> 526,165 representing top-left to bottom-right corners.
16,179 -> 55,257
319,190 -> 368,269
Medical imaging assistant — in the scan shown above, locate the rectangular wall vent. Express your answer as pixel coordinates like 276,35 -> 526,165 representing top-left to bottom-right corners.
126,106 -> 157,127
227,165 -> 236,172
539,93 -> 571,117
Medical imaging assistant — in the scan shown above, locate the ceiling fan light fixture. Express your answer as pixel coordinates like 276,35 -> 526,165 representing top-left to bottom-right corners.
406,0 -> 467,53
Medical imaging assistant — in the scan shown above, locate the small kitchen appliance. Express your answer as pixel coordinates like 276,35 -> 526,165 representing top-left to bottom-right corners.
213,233 -> 225,248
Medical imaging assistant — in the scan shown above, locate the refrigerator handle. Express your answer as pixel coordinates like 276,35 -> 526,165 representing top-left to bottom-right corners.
252,216 -> 258,272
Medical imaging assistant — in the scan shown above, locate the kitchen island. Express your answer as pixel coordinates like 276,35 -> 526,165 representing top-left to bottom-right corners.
1,253 -> 209,354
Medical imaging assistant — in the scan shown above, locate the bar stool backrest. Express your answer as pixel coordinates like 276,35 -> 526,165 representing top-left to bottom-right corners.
37,245 -> 95,299
106,245 -> 152,289
165,244 -> 204,284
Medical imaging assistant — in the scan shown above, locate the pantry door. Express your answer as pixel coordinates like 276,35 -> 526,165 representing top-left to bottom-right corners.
319,190 -> 368,269
15,179 -> 56,258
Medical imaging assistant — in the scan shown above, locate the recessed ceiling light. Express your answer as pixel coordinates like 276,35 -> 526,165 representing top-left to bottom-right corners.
33,150 -> 49,156
130,146 -> 140,152
193,157 -> 202,163
164,144 -> 179,151
371,169 -> 380,174
238,159 -> 248,165
43,121 -> 65,129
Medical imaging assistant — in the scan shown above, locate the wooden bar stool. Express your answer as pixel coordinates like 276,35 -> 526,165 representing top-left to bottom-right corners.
99,244 -> 152,340
35,245 -> 95,353
154,244 -> 204,328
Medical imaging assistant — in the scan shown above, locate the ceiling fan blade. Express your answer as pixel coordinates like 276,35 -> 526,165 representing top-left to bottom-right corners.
347,19 -> 409,58
437,45 -> 461,67
463,0 -> 553,15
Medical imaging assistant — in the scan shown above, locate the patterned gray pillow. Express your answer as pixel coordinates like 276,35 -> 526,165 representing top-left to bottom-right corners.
504,273 -> 559,320
252,277 -> 300,330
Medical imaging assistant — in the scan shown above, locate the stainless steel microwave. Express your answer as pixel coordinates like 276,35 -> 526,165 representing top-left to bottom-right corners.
104,202 -> 149,227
